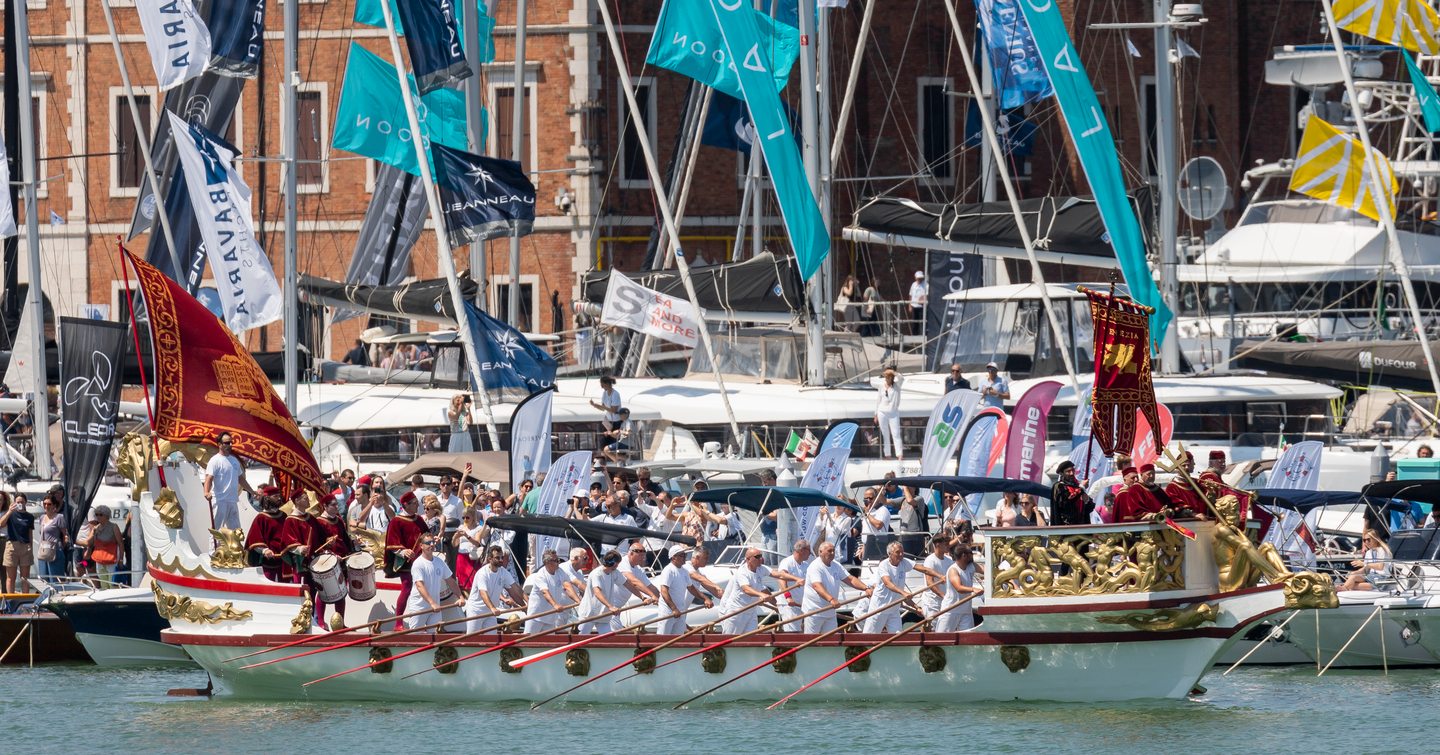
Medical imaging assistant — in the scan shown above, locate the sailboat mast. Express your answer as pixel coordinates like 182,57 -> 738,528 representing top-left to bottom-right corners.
818,4 -> 834,331
375,0 -> 502,450
508,0 -> 528,328
13,0 -> 50,477
282,0 -> 300,407
3,3 -> 18,326
797,0 -> 825,386
464,0 -> 488,312
1154,0 -> 1181,371
1319,0 -> 1440,402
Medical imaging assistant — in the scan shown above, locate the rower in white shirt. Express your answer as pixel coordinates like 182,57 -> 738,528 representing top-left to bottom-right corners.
773,539 -> 813,632
577,550 -> 654,633
801,542 -> 871,633
863,541 -> 941,633
655,547 -> 712,634
718,547 -> 775,633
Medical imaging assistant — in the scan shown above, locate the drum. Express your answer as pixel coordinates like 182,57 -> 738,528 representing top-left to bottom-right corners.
310,554 -> 347,604
346,551 -> 377,601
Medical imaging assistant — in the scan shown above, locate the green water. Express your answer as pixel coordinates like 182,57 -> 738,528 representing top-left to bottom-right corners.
1,664 -> 1433,753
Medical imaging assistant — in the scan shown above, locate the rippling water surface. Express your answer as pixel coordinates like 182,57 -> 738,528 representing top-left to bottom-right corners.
2,664 -> 1433,753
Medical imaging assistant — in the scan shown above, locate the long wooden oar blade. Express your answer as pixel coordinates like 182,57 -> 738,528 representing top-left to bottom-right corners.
671,581 -> 938,709
765,593 -> 976,709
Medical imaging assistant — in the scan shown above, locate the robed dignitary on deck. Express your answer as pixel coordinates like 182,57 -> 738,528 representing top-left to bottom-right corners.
244,486 -> 287,582
385,491 -> 428,628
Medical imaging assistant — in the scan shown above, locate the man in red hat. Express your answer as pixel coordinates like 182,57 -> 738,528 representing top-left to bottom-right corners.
1164,451 -> 1208,517
385,491 -> 427,628
1202,450 -> 1227,482
244,486 -> 287,581
1115,464 -> 1171,523
311,493 -> 354,629
280,491 -> 322,584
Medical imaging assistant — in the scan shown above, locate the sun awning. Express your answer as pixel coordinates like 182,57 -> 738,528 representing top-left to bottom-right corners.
298,274 -> 480,325
484,514 -> 697,547
854,475 -> 1053,499
689,486 -> 861,514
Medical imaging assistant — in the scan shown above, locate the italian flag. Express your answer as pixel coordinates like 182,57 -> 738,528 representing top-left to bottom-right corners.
785,430 -> 818,461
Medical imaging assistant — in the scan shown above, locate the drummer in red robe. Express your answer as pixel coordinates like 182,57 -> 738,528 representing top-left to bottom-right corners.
1163,451 -> 1209,518
385,491 -> 427,628
244,486 -> 287,581
280,491 -> 324,584
310,493 -> 354,628
1115,464 -> 1172,523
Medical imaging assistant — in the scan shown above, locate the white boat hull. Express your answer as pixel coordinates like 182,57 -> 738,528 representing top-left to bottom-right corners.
75,632 -> 194,668
1284,595 -> 1440,668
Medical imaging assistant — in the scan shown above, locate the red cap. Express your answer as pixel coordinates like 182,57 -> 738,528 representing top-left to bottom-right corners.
1209,450 -> 1226,461
1183,451 -> 1194,463
259,485 -> 281,498
1122,466 -> 1138,477
1139,463 -> 1156,475
399,491 -> 418,508
319,492 -> 338,507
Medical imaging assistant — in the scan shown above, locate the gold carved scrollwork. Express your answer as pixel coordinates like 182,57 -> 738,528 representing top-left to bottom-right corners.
351,527 -> 385,559
151,582 -> 252,624
209,528 -> 249,569
290,594 -> 314,634
1095,603 -> 1218,632
154,489 -> 184,529
565,648 -> 591,676
989,529 -> 1186,598
115,431 -> 218,500
1282,572 -> 1341,610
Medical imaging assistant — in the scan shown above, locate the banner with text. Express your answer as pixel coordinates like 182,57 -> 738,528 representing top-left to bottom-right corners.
1003,380 -> 1062,482
599,271 -> 702,348
508,386 -> 555,493
58,318 -> 128,538
920,389 -> 982,476
138,0 -> 212,91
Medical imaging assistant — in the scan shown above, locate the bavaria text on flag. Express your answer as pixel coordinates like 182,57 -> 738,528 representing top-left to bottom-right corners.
463,300 -> 557,401
647,0 -> 801,100
137,0 -> 212,91
393,0 -> 472,95
333,43 -> 470,177
599,271 -> 702,347
205,0 -> 266,78
1017,1 -> 1170,348
1404,51 -> 1440,134
1289,116 -> 1397,222
920,389 -> 981,476
976,0 -> 1054,109
165,112 -> 281,332
703,0 -> 830,282
431,143 -> 536,246
1333,0 -> 1440,55
0,133 -> 15,238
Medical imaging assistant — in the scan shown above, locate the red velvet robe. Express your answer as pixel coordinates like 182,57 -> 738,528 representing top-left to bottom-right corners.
1115,483 -> 1170,523
1164,479 -> 1205,514
384,515 -> 426,574
312,515 -> 353,559
244,511 -> 287,580
280,513 -> 322,582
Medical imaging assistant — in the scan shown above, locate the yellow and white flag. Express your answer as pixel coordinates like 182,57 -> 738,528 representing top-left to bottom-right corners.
1289,116 -> 1398,222
1333,0 -> 1440,55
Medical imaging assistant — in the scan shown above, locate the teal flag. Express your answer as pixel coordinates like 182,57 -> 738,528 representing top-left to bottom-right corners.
647,0 -> 800,99
354,0 -> 496,63
703,0 -> 828,281
332,43 -> 476,177
1404,51 -> 1440,134
1017,1 -> 1171,348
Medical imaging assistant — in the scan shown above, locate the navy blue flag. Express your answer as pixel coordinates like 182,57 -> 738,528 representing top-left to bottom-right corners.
431,142 -> 536,247
207,0 -> 267,78
464,300 -> 557,401
394,0 -> 471,95
700,92 -> 800,155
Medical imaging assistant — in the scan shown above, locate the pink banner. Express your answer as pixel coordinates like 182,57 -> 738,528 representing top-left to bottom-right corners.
1003,381 -> 1063,482
1129,403 -> 1174,468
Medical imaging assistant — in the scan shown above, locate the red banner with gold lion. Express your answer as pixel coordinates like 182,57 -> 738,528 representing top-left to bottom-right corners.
123,247 -> 324,493
1082,287 -> 1162,458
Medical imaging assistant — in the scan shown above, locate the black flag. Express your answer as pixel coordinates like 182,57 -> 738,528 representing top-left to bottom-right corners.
431,143 -> 535,248
334,164 -> 428,323
58,318 -> 128,539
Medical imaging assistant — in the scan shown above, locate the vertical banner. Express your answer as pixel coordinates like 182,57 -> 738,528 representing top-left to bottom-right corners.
819,421 -> 859,452
532,450 -> 592,562
920,389 -> 982,475
137,0 -> 212,91
1003,380 -> 1062,482
925,250 -> 985,371
333,165 -> 427,324
206,0 -> 267,77
797,446 -> 851,544
1068,437 -> 1115,488
955,409 -> 1003,520
1017,3 -> 1171,343
1084,288 -> 1162,455
58,318 -> 128,538
1268,440 -> 1324,491
1071,388 -> 1092,449
1,303 -> 36,394
508,387 -> 555,493
976,0 -> 1054,109
1128,403 -> 1174,469
393,0 -> 473,95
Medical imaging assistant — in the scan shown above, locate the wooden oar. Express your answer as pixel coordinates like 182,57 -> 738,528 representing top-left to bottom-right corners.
514,594 -> 772,673
671,580 -> 940,709
239,602 -> 512,670
528,599 -> 770,710
613,592 -> 868,684
224,601 -> 464,663
397,601 -> 658,680
766,592 -> 979,709
301,600 -> 579,686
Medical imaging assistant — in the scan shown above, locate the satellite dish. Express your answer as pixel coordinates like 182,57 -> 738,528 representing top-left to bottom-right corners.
1178,156 -> 1229,221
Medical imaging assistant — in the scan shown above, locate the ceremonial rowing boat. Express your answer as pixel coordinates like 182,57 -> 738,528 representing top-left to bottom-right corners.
133,456 -> 1339,704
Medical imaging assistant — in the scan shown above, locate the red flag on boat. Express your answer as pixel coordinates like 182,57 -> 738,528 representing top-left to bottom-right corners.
1082,287 -> 1163,457
122,246 -> 324,494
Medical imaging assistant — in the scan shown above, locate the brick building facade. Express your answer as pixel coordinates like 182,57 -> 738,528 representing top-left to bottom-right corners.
3,0 -> 1323,360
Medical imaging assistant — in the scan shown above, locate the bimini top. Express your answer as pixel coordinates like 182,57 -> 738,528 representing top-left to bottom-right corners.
484,515 -> 696,547
1251,489 -> 1371,512
854,475 -> 1052,499
689,486 -> 861,514
1361,480 -> 1440,506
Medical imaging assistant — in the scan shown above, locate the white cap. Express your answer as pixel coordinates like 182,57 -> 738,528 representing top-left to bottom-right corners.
569,546 -> 588,559
986,361 -> 999,369
914,271 -> 924,279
